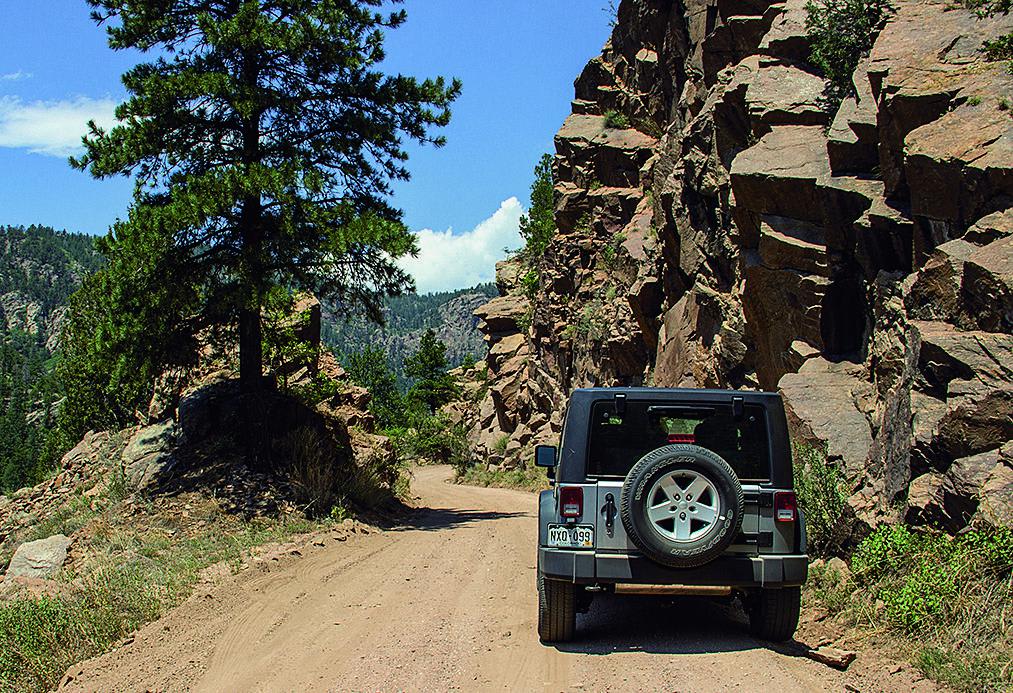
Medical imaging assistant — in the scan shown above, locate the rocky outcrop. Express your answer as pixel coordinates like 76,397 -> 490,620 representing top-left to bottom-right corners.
472,0 -> 1013,534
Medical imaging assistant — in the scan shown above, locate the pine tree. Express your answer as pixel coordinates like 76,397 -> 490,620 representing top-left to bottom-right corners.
73,0 -> 461,397
518,153 -> 556,259
344,346 -> 404,428
404,329 -> 458,414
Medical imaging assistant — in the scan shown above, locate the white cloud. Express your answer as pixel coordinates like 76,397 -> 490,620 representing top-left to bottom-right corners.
0,95 -> 118,157
400,197 -> 524,294
0,71 -> 32,82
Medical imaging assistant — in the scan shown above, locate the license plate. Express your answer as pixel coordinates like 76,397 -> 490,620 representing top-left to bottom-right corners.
547,524 -> 594,548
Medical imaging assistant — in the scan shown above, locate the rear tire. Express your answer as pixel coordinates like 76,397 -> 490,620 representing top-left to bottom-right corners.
537,572 -> 576,642
748,587 -> 801,642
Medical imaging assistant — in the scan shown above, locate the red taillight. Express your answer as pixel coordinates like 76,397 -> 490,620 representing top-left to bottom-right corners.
775,491 -> 797,522
559,486 -> 583,518
668,434 -> 696,444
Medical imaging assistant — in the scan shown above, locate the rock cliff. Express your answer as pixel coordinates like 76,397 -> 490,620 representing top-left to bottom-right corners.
465,0 -> 1012,535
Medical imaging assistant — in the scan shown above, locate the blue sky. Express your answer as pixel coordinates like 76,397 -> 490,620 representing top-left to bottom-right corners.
0,1 -> 614,292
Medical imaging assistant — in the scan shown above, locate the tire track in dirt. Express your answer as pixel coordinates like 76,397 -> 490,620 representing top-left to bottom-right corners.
61,466 -> 927,692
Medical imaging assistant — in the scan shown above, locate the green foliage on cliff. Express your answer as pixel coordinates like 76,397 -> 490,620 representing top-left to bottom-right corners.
966,0 -> 1013,66
71,0 -> 460,404
805,0 -> 893,106
518,153 -> 556,261
603,109 -> 631,129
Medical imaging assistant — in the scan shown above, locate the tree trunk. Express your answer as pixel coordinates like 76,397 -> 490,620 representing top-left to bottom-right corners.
239,306 -> 262,393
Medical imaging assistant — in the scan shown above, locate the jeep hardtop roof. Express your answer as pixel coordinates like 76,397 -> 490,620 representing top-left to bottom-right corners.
556,387 -> 792,487
568,387 -> 782,401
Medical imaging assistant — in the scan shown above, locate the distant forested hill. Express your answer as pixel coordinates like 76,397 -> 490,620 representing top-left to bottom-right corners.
323,284 -> 497,387
1,225 -> 103,492
1,225 -> 104,350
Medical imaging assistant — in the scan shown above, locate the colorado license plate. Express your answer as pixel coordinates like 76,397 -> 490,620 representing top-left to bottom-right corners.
547,524 -> 594,548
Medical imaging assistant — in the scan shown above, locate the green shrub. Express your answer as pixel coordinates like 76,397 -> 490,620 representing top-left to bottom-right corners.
842,525 -> 1013,690
604,109 -> 631,129
387,411 -> 471,473
851,523 -> 920,579
984,33 -> 1013,61
805,0 -> 893,107
521,268 -> 540,300
879,557 -> 960,631
601,232 -> 626,269
493,434 -> 510,455
792,443 -> 846,557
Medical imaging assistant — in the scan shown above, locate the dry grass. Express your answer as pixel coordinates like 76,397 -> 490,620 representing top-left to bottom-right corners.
0,480 -> 327,692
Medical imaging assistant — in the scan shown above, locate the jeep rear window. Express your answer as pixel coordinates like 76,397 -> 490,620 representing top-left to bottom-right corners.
586,400 -> 771,480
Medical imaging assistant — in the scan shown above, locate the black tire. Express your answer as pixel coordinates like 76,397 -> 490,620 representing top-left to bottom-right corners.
619,444 -> 744,569
748,587 -> 801,641
537,571 -> 576,642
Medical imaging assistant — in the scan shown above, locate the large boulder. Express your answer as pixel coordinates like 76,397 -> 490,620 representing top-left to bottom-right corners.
868,0 -> 1013,241
907,444 -> 1011,531
6,534 -> 72,579
743,260 -> 829,389
122,420 -> 178,490
757,0 -> 811,63
978,444 -> 1013,528
910,321 -> 1013,464
555,114 -> 657,189
827,60 -> 879,175
903,239 -> 977,323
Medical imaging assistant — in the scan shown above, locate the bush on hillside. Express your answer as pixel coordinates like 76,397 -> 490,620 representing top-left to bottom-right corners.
387,411 -> 472,474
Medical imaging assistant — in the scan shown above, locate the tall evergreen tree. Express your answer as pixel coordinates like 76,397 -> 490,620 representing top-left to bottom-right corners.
404,329 -> 457,414
518,153 -> 555,259
73,0 -> 461,397
344,345 -> 404,428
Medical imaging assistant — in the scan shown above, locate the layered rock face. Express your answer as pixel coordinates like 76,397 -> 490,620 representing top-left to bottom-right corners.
468,0 -> 1013,533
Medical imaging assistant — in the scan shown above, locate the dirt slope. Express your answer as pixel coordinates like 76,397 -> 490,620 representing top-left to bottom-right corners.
60,467 -> 928,692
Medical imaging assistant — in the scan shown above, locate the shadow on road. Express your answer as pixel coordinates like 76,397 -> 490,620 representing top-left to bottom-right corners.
554,593 -> 799,657
391,505 -> 527,532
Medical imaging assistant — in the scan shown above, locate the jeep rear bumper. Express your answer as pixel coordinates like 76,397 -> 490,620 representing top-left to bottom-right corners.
538,548 -> 808,587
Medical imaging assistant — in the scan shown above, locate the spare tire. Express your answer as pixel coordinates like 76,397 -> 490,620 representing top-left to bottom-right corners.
620,444 -> 744,569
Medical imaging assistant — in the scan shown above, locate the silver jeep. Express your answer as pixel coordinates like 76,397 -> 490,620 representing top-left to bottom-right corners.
535,388 -> 809,643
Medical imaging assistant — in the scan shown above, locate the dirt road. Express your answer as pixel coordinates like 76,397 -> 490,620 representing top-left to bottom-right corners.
61,466 -> 920,692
